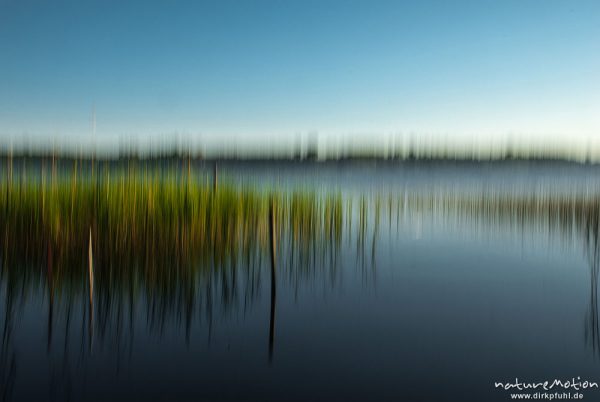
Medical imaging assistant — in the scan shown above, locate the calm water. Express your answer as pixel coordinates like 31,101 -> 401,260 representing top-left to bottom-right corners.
2,162 -> 600,401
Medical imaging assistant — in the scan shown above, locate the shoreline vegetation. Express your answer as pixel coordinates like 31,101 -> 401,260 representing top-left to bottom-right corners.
0,147 -> 598,165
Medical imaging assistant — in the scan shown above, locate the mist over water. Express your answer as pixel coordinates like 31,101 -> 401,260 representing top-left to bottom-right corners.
2,162 -> 600,401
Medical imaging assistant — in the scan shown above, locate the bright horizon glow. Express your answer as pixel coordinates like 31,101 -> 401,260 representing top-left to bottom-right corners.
0,0 -> 599,155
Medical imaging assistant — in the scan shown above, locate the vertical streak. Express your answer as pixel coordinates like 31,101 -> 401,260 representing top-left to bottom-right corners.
269,197 -> 277,363
88,228 -> 94,352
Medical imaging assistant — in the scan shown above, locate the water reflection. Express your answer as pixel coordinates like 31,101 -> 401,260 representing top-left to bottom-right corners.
2,178 -> 600,400
583,207 -> 600,355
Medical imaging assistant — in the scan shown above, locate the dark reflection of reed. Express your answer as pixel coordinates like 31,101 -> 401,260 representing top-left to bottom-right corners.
0,258 -> 17,402
582,205 -> 600,356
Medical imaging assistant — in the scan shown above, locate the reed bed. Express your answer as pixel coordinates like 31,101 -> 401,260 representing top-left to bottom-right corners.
0,169 -> 344,304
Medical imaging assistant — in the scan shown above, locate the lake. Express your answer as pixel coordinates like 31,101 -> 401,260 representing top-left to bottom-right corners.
2,161 -> 600,401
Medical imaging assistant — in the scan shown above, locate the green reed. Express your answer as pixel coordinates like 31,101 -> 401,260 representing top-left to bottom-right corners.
0,168 -> 344,290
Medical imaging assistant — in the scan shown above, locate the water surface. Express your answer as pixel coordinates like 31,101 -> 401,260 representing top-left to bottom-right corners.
2,162 -> 600,401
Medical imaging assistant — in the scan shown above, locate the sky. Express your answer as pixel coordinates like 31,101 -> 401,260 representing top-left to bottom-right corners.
0,0 -> 599,154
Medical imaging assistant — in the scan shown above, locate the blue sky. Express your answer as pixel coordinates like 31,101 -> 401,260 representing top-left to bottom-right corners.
0,0 -> 599,152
